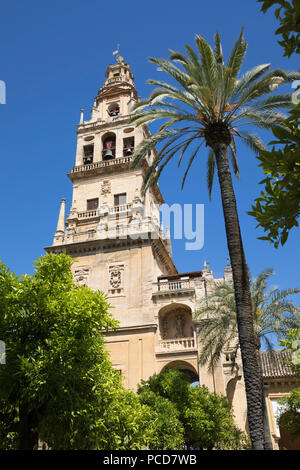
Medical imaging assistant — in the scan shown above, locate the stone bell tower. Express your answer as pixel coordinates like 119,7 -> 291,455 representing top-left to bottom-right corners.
45,54 -> 248,433
45,53 -> 180,388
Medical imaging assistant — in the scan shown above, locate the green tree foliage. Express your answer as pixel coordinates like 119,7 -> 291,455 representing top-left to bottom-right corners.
249,104 -> 300,247
280,327 -> 300,374
258,0 -> 300,57
196,269 -> 300,368
138,368 -> 249,450
278,387 -> 300,439
0,253 -> 152,450
138,387 -> 185,449
251,1 -> 300,246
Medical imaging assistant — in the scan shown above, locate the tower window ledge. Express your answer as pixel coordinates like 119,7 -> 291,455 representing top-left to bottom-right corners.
71,156 -> 133,175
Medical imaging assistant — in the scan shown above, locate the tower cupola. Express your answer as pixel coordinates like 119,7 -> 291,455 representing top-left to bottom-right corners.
89,53 -> 138,122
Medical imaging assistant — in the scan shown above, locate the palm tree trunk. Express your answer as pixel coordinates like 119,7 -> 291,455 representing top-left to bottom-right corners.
255,342 -> 273,450
213,142 -> 264,450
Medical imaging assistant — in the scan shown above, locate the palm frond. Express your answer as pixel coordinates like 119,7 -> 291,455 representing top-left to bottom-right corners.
214,31 -> 223,65
181,142 -> 203,189
228,138 -> 240,180
195,35 -> 217,94
130,31 -> 294,203
196,268 -> 300,369
207,149 -> 215,200
231,64 -> 271,101
239,132 -> 266,154
227,28 -> 247,79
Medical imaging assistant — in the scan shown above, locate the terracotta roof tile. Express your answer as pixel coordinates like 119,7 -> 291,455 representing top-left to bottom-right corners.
260,350 -> 297,379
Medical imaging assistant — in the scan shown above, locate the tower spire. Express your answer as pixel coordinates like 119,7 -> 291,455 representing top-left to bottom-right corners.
224,257 -> 232,281
55,198 -> 66,235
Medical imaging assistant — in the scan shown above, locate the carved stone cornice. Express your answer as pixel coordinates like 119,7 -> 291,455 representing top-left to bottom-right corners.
96,82 -> 137,102
45,232 -> 173,258
105,323 -> 157,336
68,156 -> 134,181
76,113 -> 134,134
152,238 -> 177,276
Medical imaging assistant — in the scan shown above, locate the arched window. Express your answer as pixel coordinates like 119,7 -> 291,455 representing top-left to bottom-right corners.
107,102 -> 120,117
123,137 -> 134,156
83,144 -> 94,164
102,133 -> 116,160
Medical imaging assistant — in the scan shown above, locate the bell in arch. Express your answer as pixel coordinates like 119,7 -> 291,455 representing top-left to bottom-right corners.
104,149 -> 113,160
125,147 -> 132,155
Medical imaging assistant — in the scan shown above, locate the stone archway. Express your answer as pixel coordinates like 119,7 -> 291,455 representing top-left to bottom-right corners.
161,360 -> 199,384
158,303 -> 194,341
226,377 -> 238,406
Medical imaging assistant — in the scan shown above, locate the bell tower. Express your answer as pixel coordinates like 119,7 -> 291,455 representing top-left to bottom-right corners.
45,53 -> 179,387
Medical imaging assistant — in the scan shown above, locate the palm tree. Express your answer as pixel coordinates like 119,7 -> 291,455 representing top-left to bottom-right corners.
196,268 -> 300,369
195,268 -> 300,449
130,30 -> 300,449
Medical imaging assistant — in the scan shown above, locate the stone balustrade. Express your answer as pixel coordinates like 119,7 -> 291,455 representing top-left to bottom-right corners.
153,279 -> 195,296
158,337 -> 195,351
109,203 -> 132,214
71,156 -> 133,174
78,209 -> 99,219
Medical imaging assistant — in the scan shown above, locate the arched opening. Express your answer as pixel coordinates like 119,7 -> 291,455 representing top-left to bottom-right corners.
123,136 -> 134,156
83,144 -> 94,164
226,378 -> 238,406
107,102 -> 120,117
102,132 -> 116,160
159,303 -> 193,340
161,360 -> 199,384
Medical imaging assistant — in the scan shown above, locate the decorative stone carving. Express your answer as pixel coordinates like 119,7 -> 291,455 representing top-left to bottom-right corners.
108,264 -> 124,295
110,269 -> 121,289
101,179 -> 111,195
74,267 -> 89,286
175,313 -> 185,338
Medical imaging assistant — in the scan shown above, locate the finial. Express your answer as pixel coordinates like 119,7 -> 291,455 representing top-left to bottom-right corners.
113,43 -> 125,64
113,44 -> 120,56
55,198 -> 66,236
204,259 -> 207,269
227,257 -> 230,267
80,109 -> 84,124
113,43 -> 123,63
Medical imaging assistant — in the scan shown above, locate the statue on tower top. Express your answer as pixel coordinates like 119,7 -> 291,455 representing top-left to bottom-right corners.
112,44 -> 124,64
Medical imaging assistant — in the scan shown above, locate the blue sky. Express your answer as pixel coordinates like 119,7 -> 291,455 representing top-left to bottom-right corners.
0,0 -> 299,320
